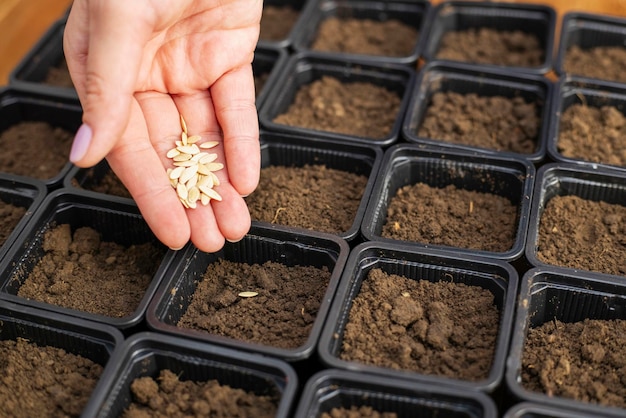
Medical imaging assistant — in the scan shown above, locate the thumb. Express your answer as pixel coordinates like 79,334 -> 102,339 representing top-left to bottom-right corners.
67,2 -> 150,167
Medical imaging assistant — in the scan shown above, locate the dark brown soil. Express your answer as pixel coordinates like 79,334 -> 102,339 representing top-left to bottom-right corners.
259,5 -> 300,41
417,92 -> 540,154
558,104 -> 626,167
522,318 -> 626,408
382,183 -> 518,253
124,369 -> 278,418
0,200 -> 27,245
563,45 -> 626,83
71,168 -> 132,199
44,59 -> 74,88
311,17 -> 418,57
436,27 -> 544,68
341,268 -> 499,381
15,223 -> 165,317
177,258 -> 331,349
0,121 -> 73,180
537,195 -> 626,276
246,164 -> 367,234
321,406 -> 397,418
273,75 -> 402,139
0,337 -> 103,418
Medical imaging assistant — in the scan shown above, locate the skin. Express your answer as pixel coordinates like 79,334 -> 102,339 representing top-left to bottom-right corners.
63,0 -> 262,252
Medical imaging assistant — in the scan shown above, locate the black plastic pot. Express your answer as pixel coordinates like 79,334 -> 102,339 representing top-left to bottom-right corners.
547,78 -> 626,173
0,189 -> 176,330
318,241 -> 518,393
0,87 -> 81,189
506,267 -> 626,417
255,131 -> 382,242
295,369 -> 498,417
525,163 -> 626,278
258,52 -> 416,148
403,62 -> 553,163
291,0 -> 430,66
83,332 -> 298,418
0,174 -> 47,264
9,19 -> 77,99
63,159 -> 133,203
555,12 -> 626,84
0,300 -> 123,417
146,223 -> 349,362
362,144 -> 535,262
504,401 -> 624,418
254,45 -> 289,110
423,1 -> 556,75
257,0 -> 313,50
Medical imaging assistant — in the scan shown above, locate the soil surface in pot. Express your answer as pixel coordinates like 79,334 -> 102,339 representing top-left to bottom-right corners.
311,17 -> 418,57
382,182 -> 518,253
246,164 -> 367,234
340,268 -> 499,381
0,121 -> 73,180
417,92 -> 540,154
273,75 -> 402,139
177,258 -> 331,349
537,195 -> 626,276
45,59 -> 74,88
436,28 -> 544,67
322,406 -> 396,418
0,200 -> 27,246
522,318 -> 626,408
0,337 -> 103,418
558,103 -> 626,167
71,168 -> 132,199
16,223 -> 165,317
563,46 -> 626,84
124,369 -> 279,418
259,5 -> 300,41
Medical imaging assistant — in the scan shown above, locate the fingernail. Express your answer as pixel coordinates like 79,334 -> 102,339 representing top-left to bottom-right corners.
69,123 -> 92,163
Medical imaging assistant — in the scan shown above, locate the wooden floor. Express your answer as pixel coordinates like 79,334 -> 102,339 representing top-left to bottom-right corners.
1,0 -> 626,85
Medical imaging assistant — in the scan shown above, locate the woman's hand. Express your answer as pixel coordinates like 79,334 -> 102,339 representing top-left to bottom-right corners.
64,0 -> 262,252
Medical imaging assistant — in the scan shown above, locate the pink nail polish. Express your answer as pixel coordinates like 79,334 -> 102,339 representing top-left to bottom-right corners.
69,123 -> 92,163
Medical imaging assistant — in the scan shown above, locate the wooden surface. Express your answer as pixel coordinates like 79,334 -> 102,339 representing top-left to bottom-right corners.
0,0 -> 71,84
2,0 -> 626,85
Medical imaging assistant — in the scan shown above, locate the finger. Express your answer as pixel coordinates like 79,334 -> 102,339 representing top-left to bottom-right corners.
210,64 -> 260,196
170,91 -> 253,248
68,1 -> 152,168
105,98 -> 191,250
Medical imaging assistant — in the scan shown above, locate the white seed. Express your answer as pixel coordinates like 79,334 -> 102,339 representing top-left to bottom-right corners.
209,171 -> 220,186
176,182 -> 188,200
199,141 -> 219,149
173,160 -> 197,167
177,144 -> 200,155
188,186 -> 200,203
180,165 -> 199,184
238,291 -> 258,298
181,131 -> 188,145
199,153 -> 218,164
180,114 -> 188,134
185,173 -> 198,189
202,186 -> 222,201
201,193 -> 210,205
204,162 -> 224,172
169,166 -> 185,180
197,174 -> 213,189
186,135 -> 201,144
173,153 -> 192,162
175,140 -> 183,147
166,148 -> 180,158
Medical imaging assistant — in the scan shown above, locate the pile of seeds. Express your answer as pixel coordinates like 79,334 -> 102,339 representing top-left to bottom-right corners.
166,115 -> 223,208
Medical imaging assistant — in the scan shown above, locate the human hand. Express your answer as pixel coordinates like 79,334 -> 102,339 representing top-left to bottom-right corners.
63,0 -> 262,252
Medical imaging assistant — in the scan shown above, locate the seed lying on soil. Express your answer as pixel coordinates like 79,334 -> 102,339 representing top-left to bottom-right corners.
238,291 -> 259,298
167,115 -> 223,208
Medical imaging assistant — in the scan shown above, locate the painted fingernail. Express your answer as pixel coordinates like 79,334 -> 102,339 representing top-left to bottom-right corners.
69,123 -> 92,163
